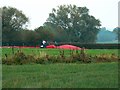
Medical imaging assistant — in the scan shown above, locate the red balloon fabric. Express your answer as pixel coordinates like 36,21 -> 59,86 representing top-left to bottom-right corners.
57,44 -> 81,50
46,45 -> 56,48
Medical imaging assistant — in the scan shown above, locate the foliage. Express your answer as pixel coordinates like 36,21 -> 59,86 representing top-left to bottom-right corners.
2,6 -> 29,42
2,50 -> 28,65
34,26 -> 55,41
43,22 -> 68,42
19,29 -> 39,44
97,27 -> 117,42
113,27 -> 120,42
45,5 -> 101,43
2,48 -> 119,65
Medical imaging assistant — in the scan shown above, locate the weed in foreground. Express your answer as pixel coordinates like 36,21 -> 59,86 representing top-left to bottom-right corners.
2,48 -> 119,65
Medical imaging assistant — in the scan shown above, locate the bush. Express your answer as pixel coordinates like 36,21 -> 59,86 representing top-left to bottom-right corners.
2,56 -> 15,65
94,54 -> 118,62
13,51 -> 27,64
2,49 -> 119,65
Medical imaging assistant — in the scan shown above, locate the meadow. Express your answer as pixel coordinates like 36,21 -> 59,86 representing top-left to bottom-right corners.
2,48 -> 119,88
2,62 -> 118,88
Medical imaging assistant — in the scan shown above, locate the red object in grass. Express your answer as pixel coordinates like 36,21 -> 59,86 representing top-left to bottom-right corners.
57,44 -> 81,50
46,45 -> 56,48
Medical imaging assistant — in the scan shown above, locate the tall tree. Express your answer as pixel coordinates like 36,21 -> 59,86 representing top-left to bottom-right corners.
113,27 -> 120,42
2,6 -> 29,42
45,5 -> 101,43
97,27 -> 117,42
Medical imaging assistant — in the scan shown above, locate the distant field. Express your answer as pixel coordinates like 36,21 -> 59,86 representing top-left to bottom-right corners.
2,62 -> 118,88
2,48 -> 119,57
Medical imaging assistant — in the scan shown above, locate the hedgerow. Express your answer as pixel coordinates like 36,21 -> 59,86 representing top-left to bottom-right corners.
2,48 -> 119,65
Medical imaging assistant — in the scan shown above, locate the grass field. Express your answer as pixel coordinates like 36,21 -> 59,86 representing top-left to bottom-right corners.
2,48 -> 119,57
2,48 -> 119,88
2,62 -> 118,88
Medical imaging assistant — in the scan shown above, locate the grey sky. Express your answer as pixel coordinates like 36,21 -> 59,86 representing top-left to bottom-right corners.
0,0 -> 119,31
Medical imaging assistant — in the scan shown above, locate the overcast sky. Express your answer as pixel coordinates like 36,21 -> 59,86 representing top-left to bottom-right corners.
0,0 -> 119,31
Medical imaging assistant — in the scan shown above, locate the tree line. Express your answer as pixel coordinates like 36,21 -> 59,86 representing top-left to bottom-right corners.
1,5 -> 119,46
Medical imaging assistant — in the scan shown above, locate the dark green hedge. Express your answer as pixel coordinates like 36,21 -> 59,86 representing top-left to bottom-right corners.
57,42 -> 119,49
2,42 -> 119,49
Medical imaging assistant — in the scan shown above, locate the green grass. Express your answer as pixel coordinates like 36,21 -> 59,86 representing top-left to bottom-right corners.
2,48 -> 119,88
2,62 -> 118,88
2,48 -> 119,57
86,49 -> 119,56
